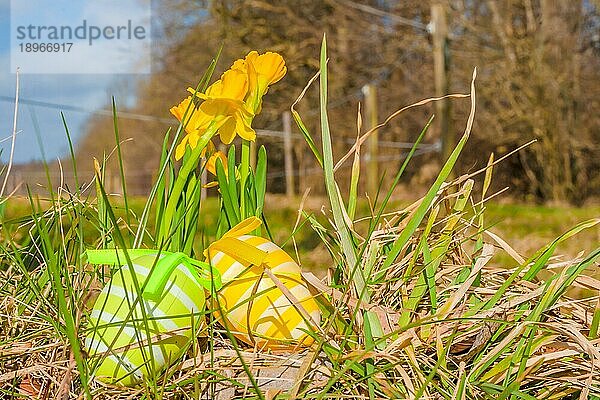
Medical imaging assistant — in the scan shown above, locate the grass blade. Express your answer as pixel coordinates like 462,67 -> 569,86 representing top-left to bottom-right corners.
111,97 -> 131,228
381,68 -> 477,272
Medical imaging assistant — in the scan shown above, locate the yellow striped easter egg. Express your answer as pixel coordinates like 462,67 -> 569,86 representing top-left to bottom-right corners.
207,218 -> 321,349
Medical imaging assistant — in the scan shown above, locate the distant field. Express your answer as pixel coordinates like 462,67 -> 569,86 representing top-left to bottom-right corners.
262,197 -> 600,272
480,203 -> 599,265
3,195 -> 597,273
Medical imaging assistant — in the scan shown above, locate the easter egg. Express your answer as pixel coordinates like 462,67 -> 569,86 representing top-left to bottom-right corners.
85,254 -> 206,386
208,234 -> 320,349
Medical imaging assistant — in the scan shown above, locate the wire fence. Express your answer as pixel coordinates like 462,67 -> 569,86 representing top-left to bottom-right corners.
4,148 -> 439,198
1,90 -> 440,197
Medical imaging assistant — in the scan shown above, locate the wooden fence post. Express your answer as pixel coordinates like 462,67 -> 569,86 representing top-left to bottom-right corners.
200,167 -> 208,201
431,1 -> 452,164
363,84 -> 379,198
283,111 -> 295,199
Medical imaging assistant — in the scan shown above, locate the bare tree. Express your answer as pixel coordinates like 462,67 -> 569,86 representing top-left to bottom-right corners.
77,0 -> 600,203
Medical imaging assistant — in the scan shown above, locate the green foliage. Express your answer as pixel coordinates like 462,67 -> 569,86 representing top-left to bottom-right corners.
214,144 -> 268,238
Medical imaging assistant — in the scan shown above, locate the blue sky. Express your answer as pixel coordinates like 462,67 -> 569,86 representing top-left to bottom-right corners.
0,0 -> 151,164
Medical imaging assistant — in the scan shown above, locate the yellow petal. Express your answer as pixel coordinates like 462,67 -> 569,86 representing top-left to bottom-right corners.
171,95 -> 214,136
206,151 -> 228,176
170,96 -> 193,122
231,57 -> 247,72
242,51 -> 286,116
192,69 -> 248,102
204,79 -> 223,98
235,115 -> 256,142
187,86 -> 202,97
219,69 -> 248,101
218,117 -> 237,145
244,51 -> 259,65
175,52 -> 286,147
202,181 -> 219,188
245,58 -> 260,105
199,97 -> 244,117
254,52 -> 287,85
188,133 -> 200,150
175,135 -> 189,160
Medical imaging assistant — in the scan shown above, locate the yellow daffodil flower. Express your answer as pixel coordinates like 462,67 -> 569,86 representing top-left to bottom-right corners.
246,51 -> 287,91
170,96 -> 214,160
187,68 -> 256,145
231,51 -> 287,114
171,52 -> 285,158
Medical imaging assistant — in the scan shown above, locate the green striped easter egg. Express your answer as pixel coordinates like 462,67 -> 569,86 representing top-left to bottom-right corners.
85,251 -> 217,386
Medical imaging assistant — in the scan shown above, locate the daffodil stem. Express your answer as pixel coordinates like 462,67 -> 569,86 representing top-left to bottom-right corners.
240,139 -> 251,217
160,129 -> 215,249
